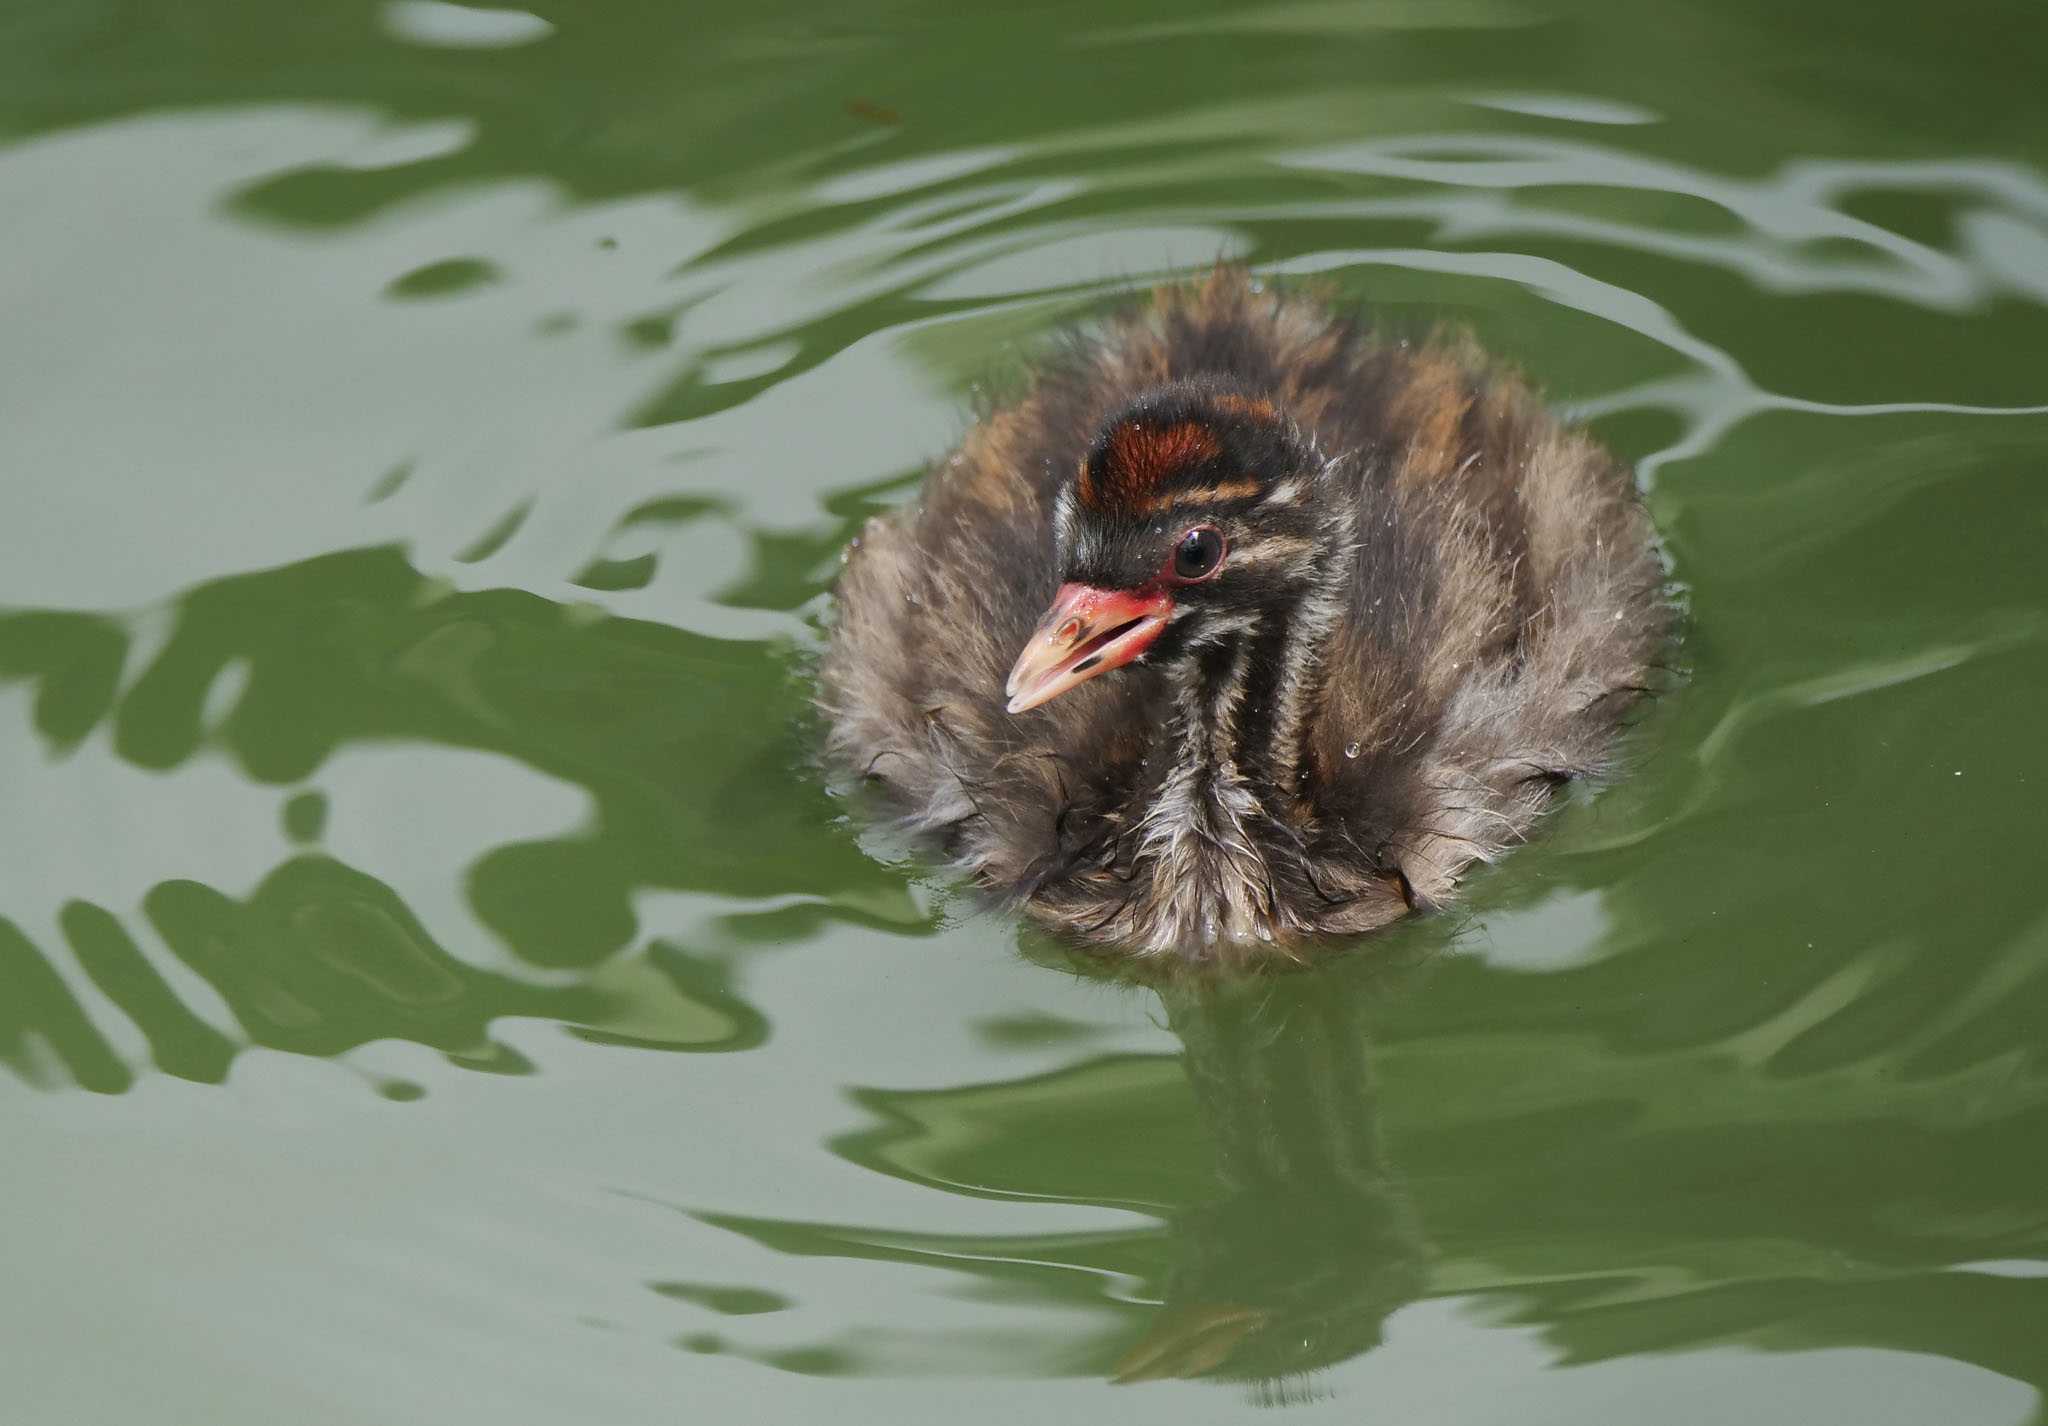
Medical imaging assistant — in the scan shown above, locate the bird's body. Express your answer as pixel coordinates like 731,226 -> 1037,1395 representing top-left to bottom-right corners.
820,269 -> 1668,961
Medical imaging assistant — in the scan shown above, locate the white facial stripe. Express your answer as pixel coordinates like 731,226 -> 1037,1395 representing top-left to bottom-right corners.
1053,486 -> 1078,550
1226,534 -> 1318,569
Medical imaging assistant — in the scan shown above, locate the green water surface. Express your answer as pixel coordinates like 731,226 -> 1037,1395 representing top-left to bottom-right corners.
4,0 -> 2048,1421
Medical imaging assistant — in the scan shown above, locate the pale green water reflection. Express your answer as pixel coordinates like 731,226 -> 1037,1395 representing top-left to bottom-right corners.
3,0 -> 2048,1420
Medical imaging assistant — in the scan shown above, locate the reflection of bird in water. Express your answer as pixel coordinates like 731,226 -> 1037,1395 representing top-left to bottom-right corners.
822,268 -> 1669,961
1113,968 -> 1427,1392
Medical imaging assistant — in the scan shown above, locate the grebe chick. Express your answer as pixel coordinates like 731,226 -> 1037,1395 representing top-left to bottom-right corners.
820,269 -> 1669,961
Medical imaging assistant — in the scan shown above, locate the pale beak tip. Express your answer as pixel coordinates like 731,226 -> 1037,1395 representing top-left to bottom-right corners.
1001,583 -> 1172,719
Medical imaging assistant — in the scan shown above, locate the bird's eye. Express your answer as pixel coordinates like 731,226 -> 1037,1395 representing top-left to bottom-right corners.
1169,525 -> 1226,582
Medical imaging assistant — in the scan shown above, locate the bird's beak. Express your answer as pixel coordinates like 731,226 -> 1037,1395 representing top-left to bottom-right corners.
1005,582 -> 1172,715
1110,1301 -> 1269,1383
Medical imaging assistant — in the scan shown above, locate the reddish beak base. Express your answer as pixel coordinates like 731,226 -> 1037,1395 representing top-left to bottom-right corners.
1005,582 -> 1173,715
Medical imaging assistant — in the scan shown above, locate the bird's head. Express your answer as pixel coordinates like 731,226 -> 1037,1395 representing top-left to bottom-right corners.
1005,380 -> 1331,714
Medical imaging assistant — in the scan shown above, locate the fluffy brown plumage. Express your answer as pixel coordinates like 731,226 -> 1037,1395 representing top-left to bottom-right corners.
819,269 -> 1670,962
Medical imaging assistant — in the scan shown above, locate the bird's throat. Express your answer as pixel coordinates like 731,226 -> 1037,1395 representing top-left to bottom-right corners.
1175,585 -> 1340,820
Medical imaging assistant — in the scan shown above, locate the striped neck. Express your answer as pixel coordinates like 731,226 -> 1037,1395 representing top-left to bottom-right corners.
1130,499 -> 1352,948
1172,554 -> 1347,817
